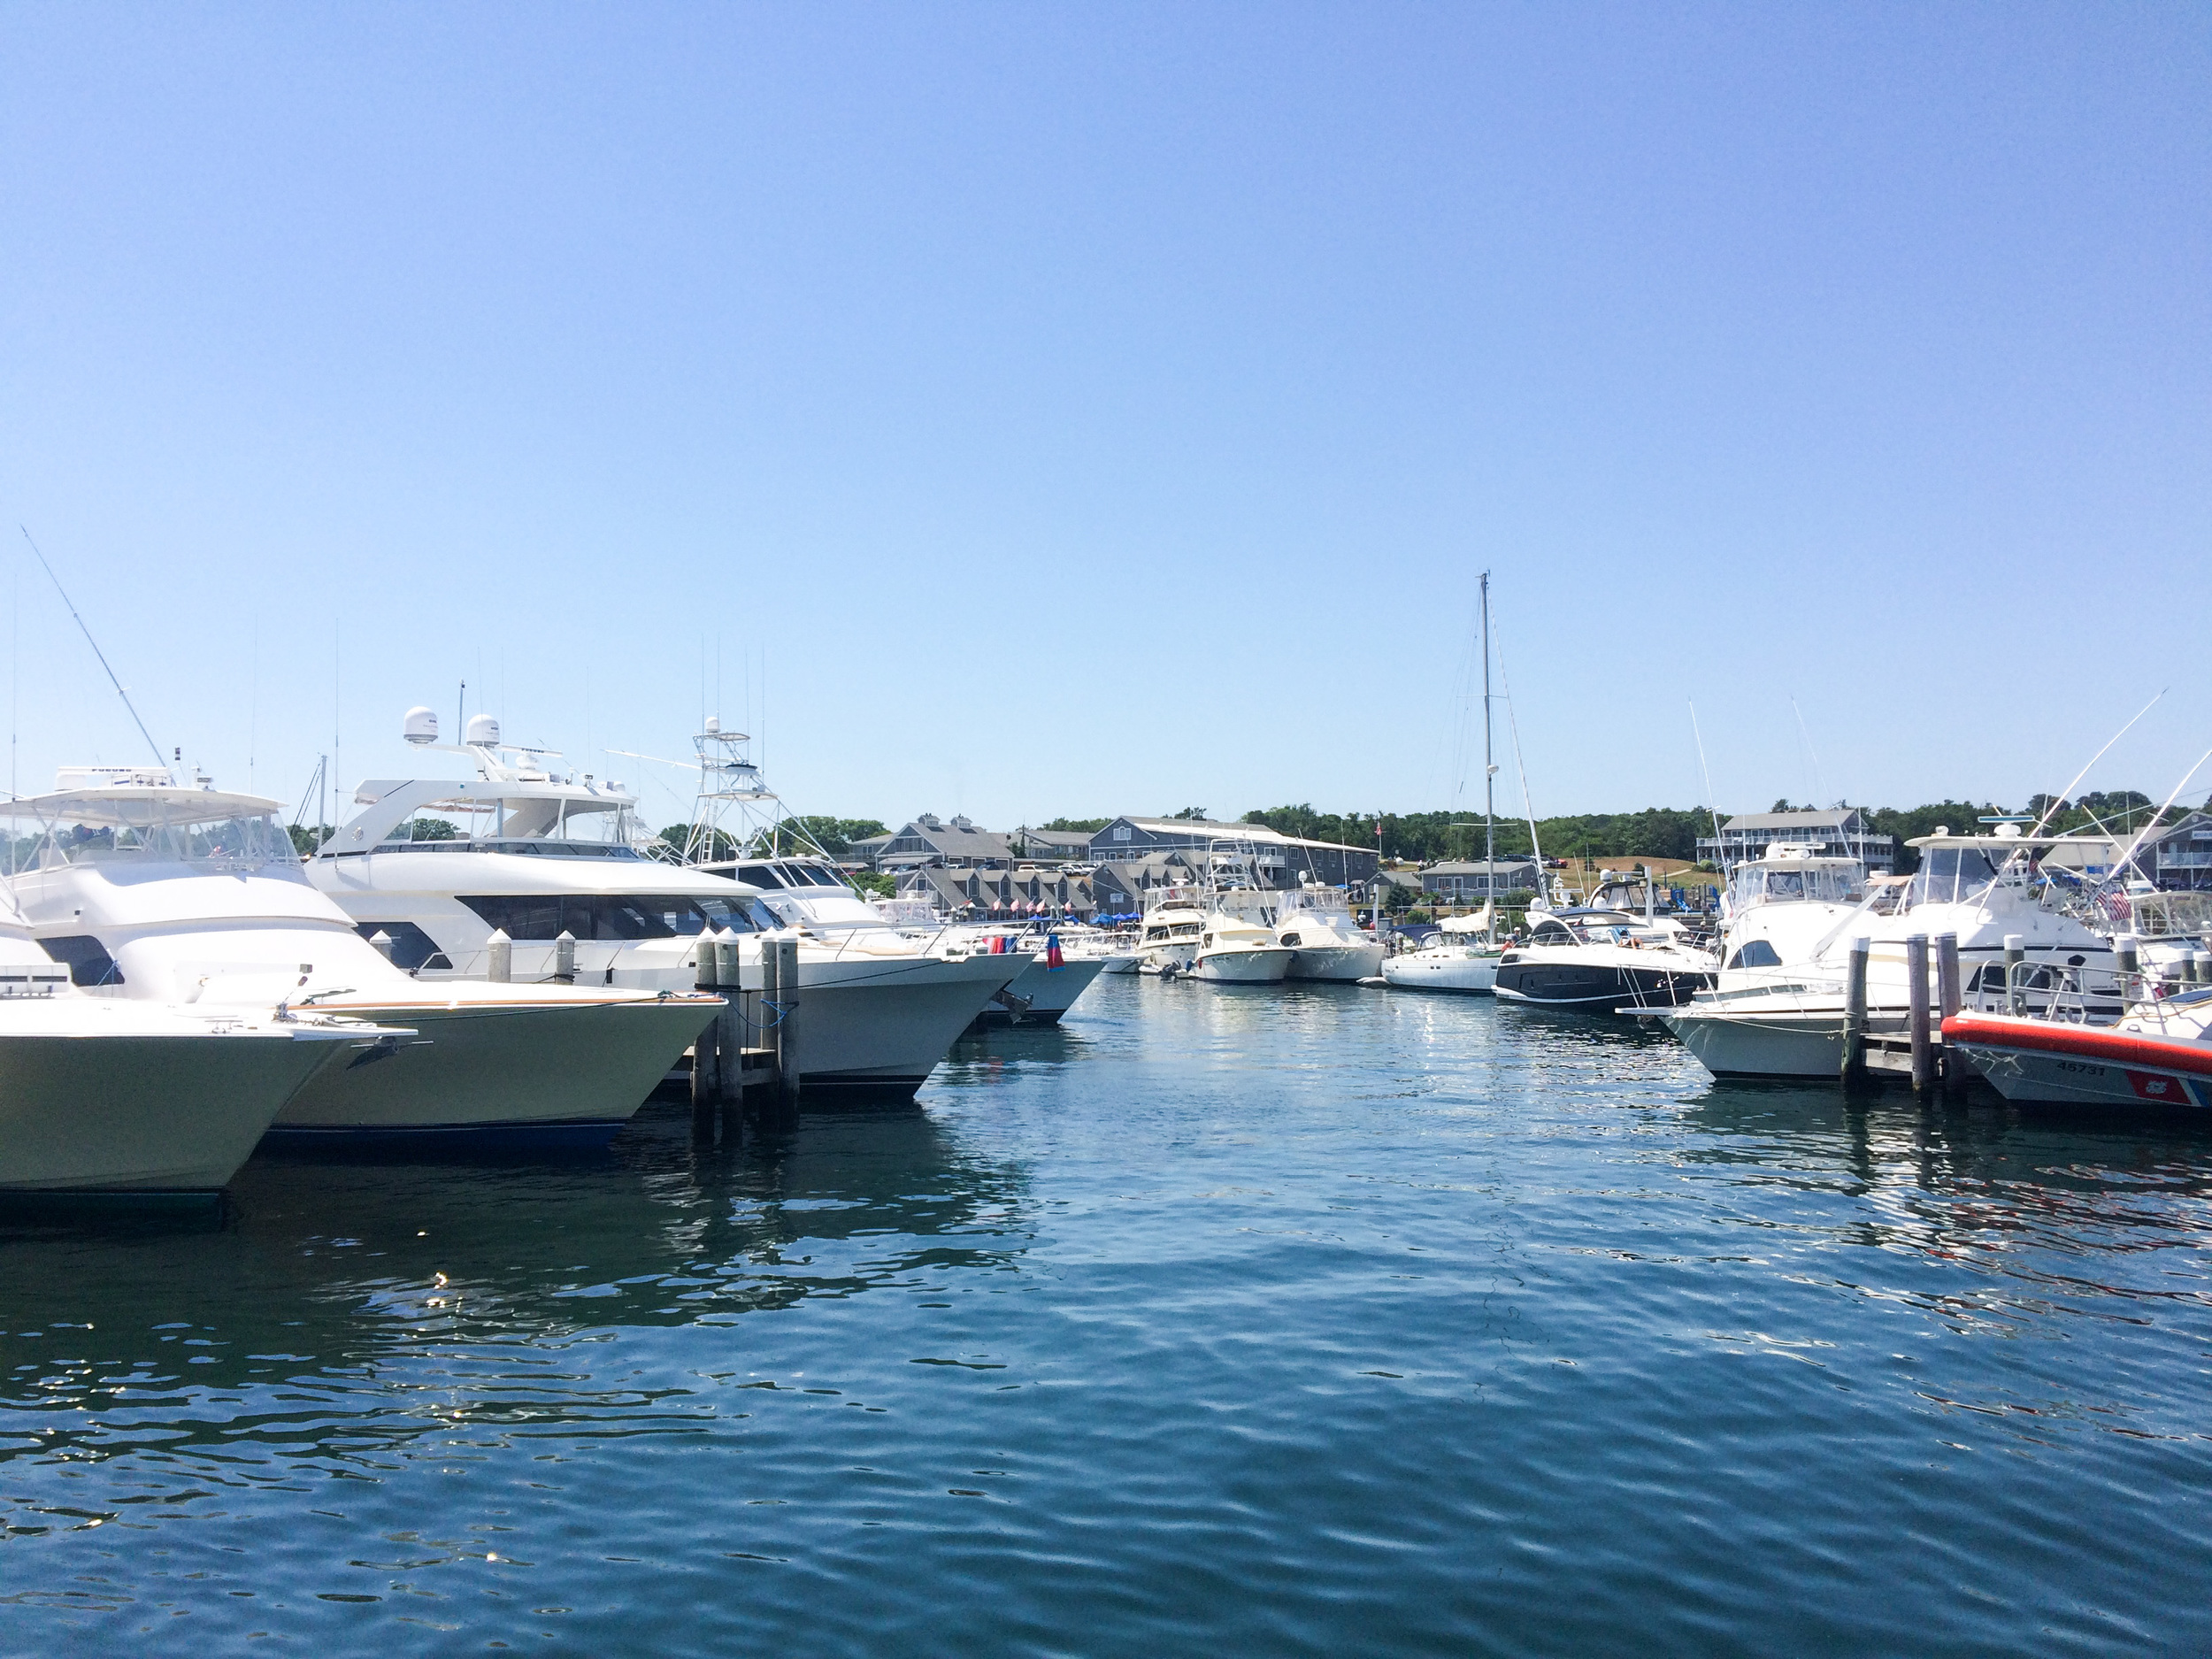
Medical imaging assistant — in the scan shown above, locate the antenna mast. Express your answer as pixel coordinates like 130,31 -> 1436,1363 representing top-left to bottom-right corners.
1480,570 -> 1495,942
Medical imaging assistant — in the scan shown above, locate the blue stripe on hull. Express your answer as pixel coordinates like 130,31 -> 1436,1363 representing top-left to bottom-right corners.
257,1119 -> 630,1155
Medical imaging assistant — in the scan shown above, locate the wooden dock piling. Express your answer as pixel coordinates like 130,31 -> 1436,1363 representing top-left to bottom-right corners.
1840,937 -> 1870,1092
770,936 -> 801,1116
691,928 -> 723,1134
1936,933 -> 1966,1100
1906,933 -> 1932,1096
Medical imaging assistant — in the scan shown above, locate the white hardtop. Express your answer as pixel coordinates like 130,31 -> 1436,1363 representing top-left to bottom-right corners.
16,776 -> 287,825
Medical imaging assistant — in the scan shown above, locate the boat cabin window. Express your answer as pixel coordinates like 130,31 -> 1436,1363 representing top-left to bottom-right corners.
40,933 -> 124,987
458,893 -> 777,941
737,864 -> 785,888
36,808 -> 296,872
352,920 -> 451,973
1909,847 -> 2004,906
1725,940 -> 1782,970
1730,863 -> 1864,910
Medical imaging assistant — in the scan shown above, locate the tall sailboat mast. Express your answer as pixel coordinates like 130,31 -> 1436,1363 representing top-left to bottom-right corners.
1480,570 -> 1495,943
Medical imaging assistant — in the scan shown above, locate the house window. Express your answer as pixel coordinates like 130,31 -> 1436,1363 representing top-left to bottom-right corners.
1112,826 -> 1131,841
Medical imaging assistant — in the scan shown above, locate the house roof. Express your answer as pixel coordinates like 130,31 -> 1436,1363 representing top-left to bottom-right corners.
1094,817 -> 1375,858
885,815 -> 1017,862
1715,809 -> 1870,833
1420,859 -> 1540,876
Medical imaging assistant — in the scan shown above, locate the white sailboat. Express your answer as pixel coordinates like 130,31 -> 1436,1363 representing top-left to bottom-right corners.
1382,904 -> 1505,993
1384,570 -> 1509,995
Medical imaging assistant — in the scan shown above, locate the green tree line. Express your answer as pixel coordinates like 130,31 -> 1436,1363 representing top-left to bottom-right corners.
1243,792 -> 2203,874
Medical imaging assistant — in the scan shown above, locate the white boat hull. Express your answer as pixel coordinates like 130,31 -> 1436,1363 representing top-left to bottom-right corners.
1380,950 -> 1500,994
0,1013 -> 357,1191
753,951 -> 1023,1094
1661,1002 -> 1881,1079
1190,946 -> 1294,983
977,955 -> 1109,1024
1287,941 -> 1386,981
265,995 -> 721,1141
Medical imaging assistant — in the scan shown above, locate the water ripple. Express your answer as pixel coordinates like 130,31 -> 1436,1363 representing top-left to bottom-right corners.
2,981 -> 2209,1655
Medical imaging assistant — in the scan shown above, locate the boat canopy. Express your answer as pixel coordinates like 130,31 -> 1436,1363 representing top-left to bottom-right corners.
9,780 -> 295,872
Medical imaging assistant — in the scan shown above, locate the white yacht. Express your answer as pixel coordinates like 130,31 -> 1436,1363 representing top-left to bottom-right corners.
1380,909 -> 1507,994
1215,880 -> 1384,981
944,918 -> 1111,1023
705,850 -> 1087,1027
7,767 -> 719,1146
311,712 -> 1026,1100
1492,908 -> 1718,1011
1660,829 -> 2121,1079
0,895 -> 396,1194
1137,882 -> 1294,982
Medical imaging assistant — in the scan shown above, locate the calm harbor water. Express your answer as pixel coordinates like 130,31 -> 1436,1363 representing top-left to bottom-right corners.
4,976 -> 2210,1655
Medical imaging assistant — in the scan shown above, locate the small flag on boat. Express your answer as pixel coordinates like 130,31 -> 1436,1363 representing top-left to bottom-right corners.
1047,933 -> 1064,968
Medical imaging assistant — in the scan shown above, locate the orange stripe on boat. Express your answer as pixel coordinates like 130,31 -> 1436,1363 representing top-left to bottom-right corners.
1943,1012 -> 2212,1077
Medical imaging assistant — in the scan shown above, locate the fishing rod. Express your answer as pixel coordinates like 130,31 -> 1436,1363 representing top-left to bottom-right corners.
20,526 -> 165,769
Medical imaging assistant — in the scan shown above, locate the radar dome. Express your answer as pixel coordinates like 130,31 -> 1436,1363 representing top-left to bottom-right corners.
465,713 -> 501,747
403,706 -> 439,745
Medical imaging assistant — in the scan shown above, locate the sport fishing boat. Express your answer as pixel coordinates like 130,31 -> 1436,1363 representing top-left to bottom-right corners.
1946,970 -> 2212,1108
7,766 -> 719,1145
1380,907 -> 1507,994
1213,879 -> 1383,981
1659,829 -> 2120,1079
0,893 -> 401,1194
311,711 -> 1025,1099
1492,908 -> 1717,1011
1136,883 -> 1294,981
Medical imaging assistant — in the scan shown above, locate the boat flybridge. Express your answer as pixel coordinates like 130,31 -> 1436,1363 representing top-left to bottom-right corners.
0,887 -> 399,1194
1205,841 -> 1384,982
1136,849 -> 1295,983
312,710 -> 1024,1098
1659,826 -> 2124,1079
5,764 -> 718,1146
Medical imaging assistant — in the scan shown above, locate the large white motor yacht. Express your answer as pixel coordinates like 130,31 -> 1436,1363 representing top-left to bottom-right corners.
1380,909 -> 1507,994
1660,830 -> 2121,1079
312,713 -> 1024,1099
0,894 -> 396,1193
7,767 -> 719,1146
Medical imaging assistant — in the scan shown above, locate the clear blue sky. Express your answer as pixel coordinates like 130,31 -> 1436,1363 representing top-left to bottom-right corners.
4,4 -> 2206,832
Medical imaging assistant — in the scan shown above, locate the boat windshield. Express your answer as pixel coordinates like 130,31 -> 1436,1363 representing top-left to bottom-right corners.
31,804 -> 297,872
382,794 -> 645,855
1908,847 -> 2006,907
1729,863 -> 1863,910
